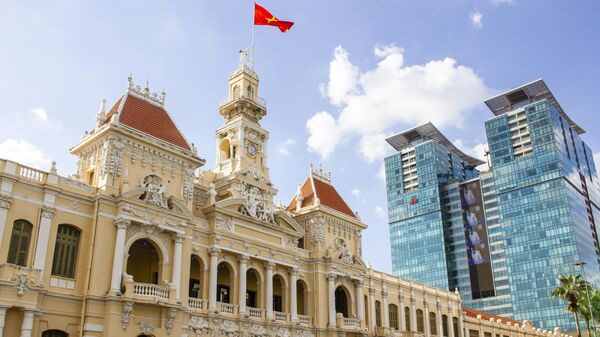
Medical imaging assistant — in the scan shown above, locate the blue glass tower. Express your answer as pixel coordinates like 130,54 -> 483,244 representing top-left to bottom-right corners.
385,79 -> 600,331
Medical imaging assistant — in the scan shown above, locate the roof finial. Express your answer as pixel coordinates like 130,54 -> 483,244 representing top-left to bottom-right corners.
127,73 -> 133,89
95,98 -> 107,127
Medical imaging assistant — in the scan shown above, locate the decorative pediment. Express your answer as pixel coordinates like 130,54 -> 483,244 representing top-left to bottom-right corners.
121,178 -> 192,216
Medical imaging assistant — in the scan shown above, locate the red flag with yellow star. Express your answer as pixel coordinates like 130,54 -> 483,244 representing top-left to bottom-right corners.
254,3 -> 294,33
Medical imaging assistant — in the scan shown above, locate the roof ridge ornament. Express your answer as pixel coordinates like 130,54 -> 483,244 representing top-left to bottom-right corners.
126,74 -> 166,107
310,162 -> 332,183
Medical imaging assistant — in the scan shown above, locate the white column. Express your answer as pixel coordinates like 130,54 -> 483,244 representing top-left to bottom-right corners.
425,302 -> 431,337
109,217 -> 129,294
19,310 -> 34,337
290,268 -> 298,322
437,303 -> 443,337
459,313 -> 465,337
449,313 -> 455,337
0,196 -> 12,251
399,294 -> 406,331
33,207 -> 55,279
266,262 -> 275,319
0,306 -> 9,337
238,255 -> 249,314
327,273 -> 337,328
382,288 -> 389,328
369,288 -> 376,332
410,297 -> 417,332
355,280 -> 364,324
208,248 -> 220,310
171,234 -> 184,301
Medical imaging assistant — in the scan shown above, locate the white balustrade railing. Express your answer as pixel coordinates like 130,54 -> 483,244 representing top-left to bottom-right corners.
218,302 -> 236,315
298,315 -> 311,325
188,297 -> 207,310
343,317 -> 360,328
248,307 -> 263,318
19,165 -> 45,182
132,282 -> 169,300
274,311 -> 288,322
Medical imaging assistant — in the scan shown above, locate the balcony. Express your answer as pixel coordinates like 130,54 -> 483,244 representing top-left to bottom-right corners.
122,276 -> 173,303
217,302 -> 237,315
219,92 -> 267,110
340,316 -> 361,329
188,297 -> 208,311
297,314 -> 311,326
248,307 -> 264,319
274,311 -> 288,322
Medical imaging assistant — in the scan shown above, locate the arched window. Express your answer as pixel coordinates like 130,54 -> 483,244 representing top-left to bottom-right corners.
42,329 -> 68,337
246,269 -> 261,308
334,286 -> 349,317
453,317 -> 459,337
375,300 -> 382,327
189,255 -> 203,298
389,304 -> 399,330
216,262 -> 233,303
416,309 -> 424,333
7,220 -> 33,266
273,274 -> 286,312
232,85 -> 240,99
219,139 -> 232,161
430,312 -> 437,335
127,239 -> 161,284
405,307 -> 411,331
296,280 -> 308,315
442,315 -> 449,337
51,225 -> 81,279
247,85 -> 253,98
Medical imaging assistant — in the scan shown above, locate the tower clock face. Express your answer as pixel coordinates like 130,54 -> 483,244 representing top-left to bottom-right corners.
247,143 -> 257,157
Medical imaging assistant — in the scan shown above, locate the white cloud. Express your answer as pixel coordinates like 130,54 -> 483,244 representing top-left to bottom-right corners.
491,0 -> 514,5
375,206 -> 387,219
277,138 -> 296,156
470,9 -> 483,28
0,139 -> 52,170
454,139 -> 489,170
351,188 -> 362,199
32,107 -> 48,122
307,45 -> 493,162
377,162 -> 386,182
325,46 -> 359,106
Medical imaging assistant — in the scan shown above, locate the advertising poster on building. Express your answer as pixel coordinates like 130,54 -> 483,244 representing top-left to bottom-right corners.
460,180 -> 495,299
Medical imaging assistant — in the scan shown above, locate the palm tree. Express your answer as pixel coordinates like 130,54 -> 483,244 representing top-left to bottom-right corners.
551,274 -> 586,337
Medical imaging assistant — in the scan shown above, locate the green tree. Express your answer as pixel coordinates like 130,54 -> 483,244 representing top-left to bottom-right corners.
551,274 -> 586,337
577,280 -> 594,337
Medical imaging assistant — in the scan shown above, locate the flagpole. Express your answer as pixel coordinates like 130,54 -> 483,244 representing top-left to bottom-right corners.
251,1 -> 256,68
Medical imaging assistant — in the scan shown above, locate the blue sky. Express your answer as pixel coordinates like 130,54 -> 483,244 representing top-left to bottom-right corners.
1,0 -> 599,273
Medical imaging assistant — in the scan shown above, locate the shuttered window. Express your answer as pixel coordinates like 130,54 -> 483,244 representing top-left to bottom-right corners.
7,220 -> 33,266
51,225 -> 80,278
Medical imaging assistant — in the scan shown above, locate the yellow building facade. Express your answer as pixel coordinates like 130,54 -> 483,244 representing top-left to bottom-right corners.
0,59 -> 570,337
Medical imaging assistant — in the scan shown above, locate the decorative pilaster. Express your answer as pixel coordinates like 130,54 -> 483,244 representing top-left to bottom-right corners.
399,293 -> 406,331
238,255 -> 249,314
33,207 -> 55,279
266,262 -> 275,319
355,280 -> 364,324
0,195 -> 12,253
109,217 -> 130,294
0,306 -> 9,337
171,233 -> 185,301
424,301 -> 430,337
19,310 -> 34,337
369,288 -> 376,333
208,248 -> 220,310
437,302 -> 443,337
290,268 -> 298,322
382,288 -> 389,328
410,297 -> 417,332
327,274 -> 337,328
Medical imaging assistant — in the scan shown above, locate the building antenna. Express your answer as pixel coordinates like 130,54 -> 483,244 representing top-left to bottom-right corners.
250,0 -> 256,69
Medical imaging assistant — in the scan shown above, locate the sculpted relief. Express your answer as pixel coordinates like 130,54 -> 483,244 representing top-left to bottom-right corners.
239,182 -> 275,225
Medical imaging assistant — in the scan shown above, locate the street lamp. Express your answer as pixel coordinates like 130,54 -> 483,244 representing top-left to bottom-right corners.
575,261 -> 596,337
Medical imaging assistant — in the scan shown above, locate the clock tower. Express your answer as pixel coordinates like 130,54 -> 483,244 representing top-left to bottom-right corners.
210,50 -> 276,206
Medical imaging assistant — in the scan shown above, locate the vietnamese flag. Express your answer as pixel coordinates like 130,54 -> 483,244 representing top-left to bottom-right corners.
254,3 -> 294,33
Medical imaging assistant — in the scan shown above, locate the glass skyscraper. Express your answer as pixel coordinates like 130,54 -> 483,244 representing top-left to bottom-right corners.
385,79 -> 600,331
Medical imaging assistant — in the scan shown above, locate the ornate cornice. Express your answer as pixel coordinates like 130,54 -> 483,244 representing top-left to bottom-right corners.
41,206 -> 56,219
0,194 -> 12,209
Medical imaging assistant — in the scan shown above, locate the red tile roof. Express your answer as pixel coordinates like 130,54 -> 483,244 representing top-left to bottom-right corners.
104,94 -> 191,150
463,307 -> 522,327
287,175 -> 356,218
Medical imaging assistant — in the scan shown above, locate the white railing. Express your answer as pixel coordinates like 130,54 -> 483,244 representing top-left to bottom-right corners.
298,315 -> 311,325
218,302 -> 236,315
133,282 -> 169,300
248,307 -> 263,318
188,298 -> 207,310
343,317 -> 360,328
275,311 -> 288,322
219,93 -> 267,109
19,166 -> 45,182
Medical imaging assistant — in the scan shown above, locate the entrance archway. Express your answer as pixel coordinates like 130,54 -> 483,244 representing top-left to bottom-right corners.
189,255 -> 203,298
335,286 -> 350,317
127,239 -> 160,284
246,268 -> 261,308
216,262 -> 233,303
273,274 -> 286,312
